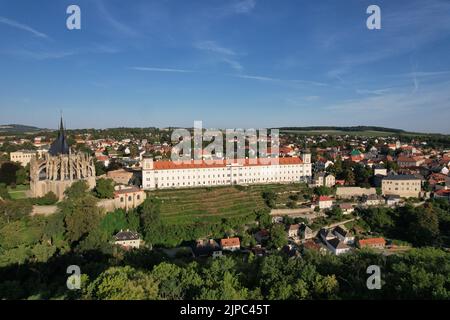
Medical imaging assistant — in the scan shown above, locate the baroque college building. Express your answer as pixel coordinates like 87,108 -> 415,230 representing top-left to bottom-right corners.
142,152 -> 312,190
30,117 -> 96,199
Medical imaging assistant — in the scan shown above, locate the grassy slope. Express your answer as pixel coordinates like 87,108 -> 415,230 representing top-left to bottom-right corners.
148,183 -> 306,225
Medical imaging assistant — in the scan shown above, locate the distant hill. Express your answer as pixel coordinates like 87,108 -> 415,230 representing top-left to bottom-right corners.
277,126 -> 406,133
0,124 -> 44,134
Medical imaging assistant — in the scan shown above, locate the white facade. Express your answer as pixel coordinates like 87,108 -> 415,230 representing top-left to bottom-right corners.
142,154 -> 312,190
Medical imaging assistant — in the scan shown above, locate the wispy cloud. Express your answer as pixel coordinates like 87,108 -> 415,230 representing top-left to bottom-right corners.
194,41 -> 236,56
234,74 -> 327,87
235,74 -> 277,81
356,88 -> 392,96
97,1 -> 139,37
0,16 -> 49,39
233,0 -> 257,14
1,49 -> 75,60
195,40 -> 243,71
130,66 -> 193,73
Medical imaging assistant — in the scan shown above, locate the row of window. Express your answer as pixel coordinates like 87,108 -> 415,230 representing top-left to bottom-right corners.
154,176 -> 301,188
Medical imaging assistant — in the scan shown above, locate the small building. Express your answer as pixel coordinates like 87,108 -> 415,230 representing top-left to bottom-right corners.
194,238 -> 221,257
357,237 -> 386,249
319,228 -> 336,242
10,150 -> 37,167
326,238 -> 351,255
333,226 -> 355,244
434,189 -> 450,201
107,169 -> 134,185
385,195 -> 401,206
113,185 -> 146,211
363,194 -> 385,206
373,166 -> 387,176
318,196 -> 333,209
287,224 -> 301,238
299,224 -> 314,240
397,156 -> 424,168
339,203 -> 354,215
114,229 -> 141,249
220,237 -> 241,251
312,173 -> 335,188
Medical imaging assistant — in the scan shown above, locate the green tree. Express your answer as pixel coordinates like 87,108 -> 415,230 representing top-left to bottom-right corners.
268,224 -> 287,249
64,180 -> 90,199
94,178 -> 115,199
86,266 -> 159,300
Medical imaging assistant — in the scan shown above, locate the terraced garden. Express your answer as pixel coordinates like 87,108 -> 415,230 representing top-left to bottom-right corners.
148,183 -> 308,225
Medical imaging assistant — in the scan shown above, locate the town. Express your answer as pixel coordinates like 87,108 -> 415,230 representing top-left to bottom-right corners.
1,119 -> 450,278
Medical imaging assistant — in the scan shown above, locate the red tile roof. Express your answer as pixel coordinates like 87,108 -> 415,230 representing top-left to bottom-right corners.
153,157 -> 303,170
220,237 -> 240,248
358,237 -> 386,247
319,196 -> 333,201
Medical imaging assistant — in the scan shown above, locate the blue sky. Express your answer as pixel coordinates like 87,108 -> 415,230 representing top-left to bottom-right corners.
0,0 -> 450,133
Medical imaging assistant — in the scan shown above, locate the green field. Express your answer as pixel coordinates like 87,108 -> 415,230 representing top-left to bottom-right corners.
7,185 -> 29,200
148,183 -> 306,225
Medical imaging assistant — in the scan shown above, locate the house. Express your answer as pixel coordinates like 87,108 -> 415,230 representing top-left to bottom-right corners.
333,226 -> 355,244
319,228 -> 336,242
358,237 -> 386,249
318,196 -> 333,209
326,238 -> 351,255
113,185 -> 146,211
299,224 -> 314,240
312,173 -> 335,187
251,245 -> 267,257
114,229 -> 141,249
363,194 -> 385,206
382,174 -> 422,198
373,165 -> 387,176
287,224 -> 300,238
397,156 -> 424,168
220,237 -> 241,251
339,203 -> 354,215
254,229 -> 270,243
435,189 -> 450,201
194,239 -> 221,257
385,195 -> 401,206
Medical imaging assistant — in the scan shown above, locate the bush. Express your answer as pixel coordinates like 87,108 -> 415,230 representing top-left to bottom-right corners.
33,192 -> 58,205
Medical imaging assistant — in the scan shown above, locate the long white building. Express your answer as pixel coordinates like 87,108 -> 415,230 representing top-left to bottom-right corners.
142,153 -> 312,190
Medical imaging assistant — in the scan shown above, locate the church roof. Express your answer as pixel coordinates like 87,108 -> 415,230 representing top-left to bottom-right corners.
48,116 -> 70,156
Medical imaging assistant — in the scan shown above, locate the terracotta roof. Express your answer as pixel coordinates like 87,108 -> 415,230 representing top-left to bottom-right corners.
220,237 -> 240,247
358,237 -> 386,247
435,189 -> 450,196
319,196 -> 333,201
152,157 -> 303,170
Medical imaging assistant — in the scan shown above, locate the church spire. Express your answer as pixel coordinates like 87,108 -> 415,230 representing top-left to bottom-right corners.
49,113 -> 70,156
